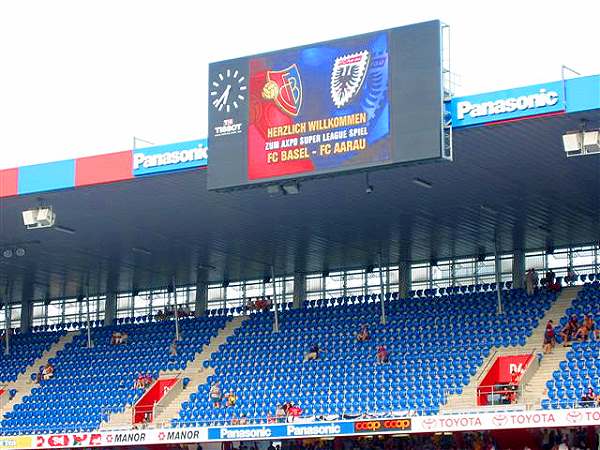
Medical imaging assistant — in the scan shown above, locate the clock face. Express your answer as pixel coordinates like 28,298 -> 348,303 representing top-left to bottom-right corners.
210,68 -> 247,113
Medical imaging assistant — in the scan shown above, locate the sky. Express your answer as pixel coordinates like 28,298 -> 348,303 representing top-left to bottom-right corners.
0,0 -> 599,169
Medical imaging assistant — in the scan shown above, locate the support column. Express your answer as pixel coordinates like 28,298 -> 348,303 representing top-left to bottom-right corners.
272,266 -> 279,333
3,282 -> 11,354
512,248 -> 526,289
20,301 -> 33,334
378,254 -> 387,325
398,262 -> 411,299
104,291 -> 117,326
495,248 -> 504,314
104,269 -> 118,326
293,272 -> 306,309
171,277 -> 180,341
20,280 -> 33,333
194,270 -> 209,316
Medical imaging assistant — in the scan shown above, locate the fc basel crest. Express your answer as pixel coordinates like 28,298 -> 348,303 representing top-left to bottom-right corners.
330,50 -> 370,108
262,64 -> 303,116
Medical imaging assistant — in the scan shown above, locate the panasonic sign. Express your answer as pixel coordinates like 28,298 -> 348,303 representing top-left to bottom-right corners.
219,427 -> 272,440
286,424 -> 342,436
451,82 -> 564,127
132,139 -> 208,176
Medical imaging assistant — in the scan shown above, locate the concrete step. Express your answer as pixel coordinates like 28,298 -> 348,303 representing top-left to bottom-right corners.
152,317 -> 247,426
520,288 -> 580,408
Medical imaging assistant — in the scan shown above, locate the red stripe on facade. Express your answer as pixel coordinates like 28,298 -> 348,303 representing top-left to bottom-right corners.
75,151 -> 133,187
0,168 -> 18,198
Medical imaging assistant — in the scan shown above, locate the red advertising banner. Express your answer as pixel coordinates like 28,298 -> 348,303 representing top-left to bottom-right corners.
478,354 -> 534,405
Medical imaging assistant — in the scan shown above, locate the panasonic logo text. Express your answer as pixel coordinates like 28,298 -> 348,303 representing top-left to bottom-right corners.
456,88 -> 559,120
219,427 -> 272,439
286,424 -> 341,436
133,144 -> 208,170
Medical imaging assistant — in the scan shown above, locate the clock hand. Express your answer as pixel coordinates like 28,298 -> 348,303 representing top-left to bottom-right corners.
222,84 -> 231,104
213,84 -> 232,110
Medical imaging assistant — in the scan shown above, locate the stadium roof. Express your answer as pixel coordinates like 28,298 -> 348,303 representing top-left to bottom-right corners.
1,76 -> 600,303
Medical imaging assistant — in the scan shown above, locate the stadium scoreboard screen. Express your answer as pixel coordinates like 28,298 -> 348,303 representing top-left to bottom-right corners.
208,20 -> 449,191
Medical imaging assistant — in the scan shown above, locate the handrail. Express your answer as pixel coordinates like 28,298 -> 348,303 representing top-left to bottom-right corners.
476,384 -> 525,406
439,403 -> 527,415
0,386 -> 11,415
153,375 -> 185,422
477,348 -> 498,381
518,350 -> 540,406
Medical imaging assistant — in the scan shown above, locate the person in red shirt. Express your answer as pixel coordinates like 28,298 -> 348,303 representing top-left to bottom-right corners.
543,320 -> 556,353
510,369 -> 519,386
287,403 -> 302,422
376,345 -> 389,364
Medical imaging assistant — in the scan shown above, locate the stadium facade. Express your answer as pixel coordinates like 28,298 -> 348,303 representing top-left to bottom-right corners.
1,37 -> 600,449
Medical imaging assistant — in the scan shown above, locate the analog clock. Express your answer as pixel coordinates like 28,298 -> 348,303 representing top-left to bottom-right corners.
210,68 -> 247,113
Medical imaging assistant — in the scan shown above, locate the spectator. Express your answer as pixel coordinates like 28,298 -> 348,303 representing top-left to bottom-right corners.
275,404 -> 285,423
567,265 -> 577,286
581,387 -> 596,407
287,403 -> 302,421
120,332 -> 128,345
209,381 -> 222,407
304,344 -> 320,361
42,363 -> 54,381
543,320 -> 555,353
170,338 -> 178,356
35,367 -> 43,384
545,269 -> 556,288
253,296 -> 271,311
134,373 -> 144,389
282,401 -> 292,416
525,268 -> 538,296
356,324 -> 370,342
376,345 -> 389,364
574,314 -> 594,341
225,390 -> 237,407
239,414 -> 248,425
111,331 -> 121,345
136,373 -> 152,389
0,328 -> 10,344
560,315 -> 579,346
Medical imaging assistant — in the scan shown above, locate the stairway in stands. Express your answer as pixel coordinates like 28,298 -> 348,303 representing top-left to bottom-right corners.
519,287 -> 580,408
101,316 -> 247,429
441,286 -> 579,411
0,331 -> 79,419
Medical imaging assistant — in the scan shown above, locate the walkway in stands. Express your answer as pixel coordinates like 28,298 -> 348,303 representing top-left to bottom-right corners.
100,316 -> 247,429
442,286 -> 579,411
152,316 -> 247,426
0,331 -> 79,420
542,282 -> 600,409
